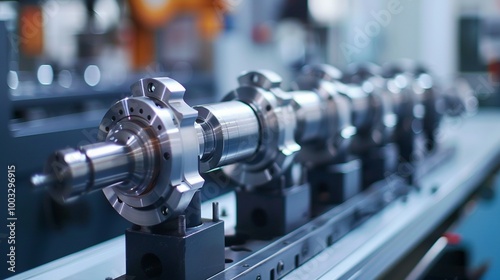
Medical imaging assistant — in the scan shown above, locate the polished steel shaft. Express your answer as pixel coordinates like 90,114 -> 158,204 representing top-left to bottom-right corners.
195,100 -> 260,172
31,143 -> 134,203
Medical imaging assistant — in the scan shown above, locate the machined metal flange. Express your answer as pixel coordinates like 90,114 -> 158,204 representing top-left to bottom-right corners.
222,70 -> 300,189
96,77 -> 203,226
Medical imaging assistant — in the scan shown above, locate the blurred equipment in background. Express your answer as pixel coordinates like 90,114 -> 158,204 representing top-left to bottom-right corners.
1,0 -> 500,279
460,14 -> 500,107
128,0 -> 228,69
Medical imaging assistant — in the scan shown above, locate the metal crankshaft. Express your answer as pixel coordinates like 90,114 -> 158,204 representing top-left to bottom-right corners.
31,63 -> 469,226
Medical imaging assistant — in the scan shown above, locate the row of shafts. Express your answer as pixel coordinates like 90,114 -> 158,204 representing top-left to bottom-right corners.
33,61 -> 473,234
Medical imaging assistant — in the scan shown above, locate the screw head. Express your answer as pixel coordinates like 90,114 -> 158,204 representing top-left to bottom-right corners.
277,260 -> 285,274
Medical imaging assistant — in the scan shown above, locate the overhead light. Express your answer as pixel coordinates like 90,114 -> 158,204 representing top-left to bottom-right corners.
37,65 -> 54,85
308,0 -> 348,25
84,65 -> 101,87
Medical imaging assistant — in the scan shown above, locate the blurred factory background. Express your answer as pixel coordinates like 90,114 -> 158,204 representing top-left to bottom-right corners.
1,0 -> 500,279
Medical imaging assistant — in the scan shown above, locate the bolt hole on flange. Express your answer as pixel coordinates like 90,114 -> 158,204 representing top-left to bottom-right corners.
148,83 -> 156,93
161,206 -> 169,216
252,74 -> 259,83
163,152 -> 170,160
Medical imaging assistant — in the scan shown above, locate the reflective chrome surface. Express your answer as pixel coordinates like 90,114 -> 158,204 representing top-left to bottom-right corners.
195,100 -> 260,172
31,142 -> 132,203
32,63 -> 472,226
